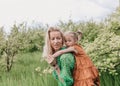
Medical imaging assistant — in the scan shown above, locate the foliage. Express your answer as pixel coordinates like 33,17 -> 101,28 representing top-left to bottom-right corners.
84,27 -> 120,74
0,23 -> 45,71
82,8 -> 120,75
8,23 -> 45,52
0,27 -> 6,57
0,27 -> 7,72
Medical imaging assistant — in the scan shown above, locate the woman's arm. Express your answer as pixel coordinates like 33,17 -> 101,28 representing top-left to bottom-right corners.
52,46 -> 78,58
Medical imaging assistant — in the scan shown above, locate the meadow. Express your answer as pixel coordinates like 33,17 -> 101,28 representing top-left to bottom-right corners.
0,52 -> 58,86
0,51 -> 120,86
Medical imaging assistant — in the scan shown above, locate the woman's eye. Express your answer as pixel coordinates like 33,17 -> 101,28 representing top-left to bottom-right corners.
51,38 -> 55,40
57,37 -> 61,40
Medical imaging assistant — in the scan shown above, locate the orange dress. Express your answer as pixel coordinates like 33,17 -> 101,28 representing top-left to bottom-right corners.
73,44 -> 100,86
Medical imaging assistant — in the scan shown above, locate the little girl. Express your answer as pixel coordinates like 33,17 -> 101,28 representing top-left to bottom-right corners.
47,31 -> 100,86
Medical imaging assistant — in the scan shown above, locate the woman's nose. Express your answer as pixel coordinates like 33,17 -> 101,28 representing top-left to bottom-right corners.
54,39 -> 58,43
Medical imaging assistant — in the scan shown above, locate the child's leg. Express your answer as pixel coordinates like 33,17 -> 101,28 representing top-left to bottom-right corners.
94,77 -> 100,86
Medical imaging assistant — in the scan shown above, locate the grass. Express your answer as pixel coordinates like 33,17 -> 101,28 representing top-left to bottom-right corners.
0,52 -> 58,86
100,71 -> 120,86
0,51 -> 120,86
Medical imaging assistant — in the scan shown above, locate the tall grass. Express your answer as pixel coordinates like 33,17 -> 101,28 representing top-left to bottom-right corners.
0,52 -> 120,86
100,71 -> 120,86
0,52 -> 58,86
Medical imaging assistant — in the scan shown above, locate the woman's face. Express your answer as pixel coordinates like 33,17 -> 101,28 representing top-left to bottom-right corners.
49,31 -> 63,52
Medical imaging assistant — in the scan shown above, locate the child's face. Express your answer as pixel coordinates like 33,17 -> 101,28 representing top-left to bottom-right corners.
64,34 -> 76,47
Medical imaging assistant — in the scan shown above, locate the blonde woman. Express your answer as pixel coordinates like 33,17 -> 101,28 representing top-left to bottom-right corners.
43,27 -> 75,86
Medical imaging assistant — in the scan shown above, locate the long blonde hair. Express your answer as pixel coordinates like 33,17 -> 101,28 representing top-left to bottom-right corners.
42,27 -> 64,58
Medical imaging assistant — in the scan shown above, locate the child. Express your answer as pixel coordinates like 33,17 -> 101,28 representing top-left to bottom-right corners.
47,30 -> 100,86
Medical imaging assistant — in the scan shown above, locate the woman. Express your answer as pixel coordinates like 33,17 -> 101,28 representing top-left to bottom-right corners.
42,27 -> 75,86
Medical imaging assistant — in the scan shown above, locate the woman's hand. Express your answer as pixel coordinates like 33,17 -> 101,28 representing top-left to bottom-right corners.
45,55 -> 54,64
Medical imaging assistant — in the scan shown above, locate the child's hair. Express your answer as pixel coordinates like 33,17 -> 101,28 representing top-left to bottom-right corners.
64,30 -> 82,41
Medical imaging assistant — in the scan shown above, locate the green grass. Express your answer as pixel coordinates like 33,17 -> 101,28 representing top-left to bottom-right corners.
0,51 -> 120,86
0,52 -> 58,86
100,72 -> 120,86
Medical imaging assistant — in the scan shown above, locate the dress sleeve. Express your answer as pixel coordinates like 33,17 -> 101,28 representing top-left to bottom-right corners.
73,45 -> 85,55
59,53 -> 75,86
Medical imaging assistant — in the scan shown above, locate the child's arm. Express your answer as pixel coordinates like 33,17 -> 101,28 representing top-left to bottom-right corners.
52,47 -> 78,58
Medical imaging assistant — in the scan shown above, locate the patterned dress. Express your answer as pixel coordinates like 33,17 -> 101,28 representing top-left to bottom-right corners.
73,44 -> 100,86
53,47 -> 75,86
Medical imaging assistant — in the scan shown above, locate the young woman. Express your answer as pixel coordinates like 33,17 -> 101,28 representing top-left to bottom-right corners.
48,31 -> 100,86
43,27 -> 75,86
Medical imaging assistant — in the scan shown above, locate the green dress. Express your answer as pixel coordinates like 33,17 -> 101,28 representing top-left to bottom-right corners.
53,47 -> 75,86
